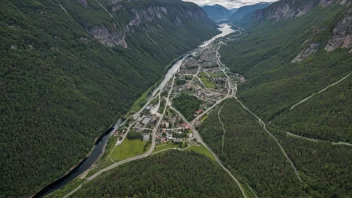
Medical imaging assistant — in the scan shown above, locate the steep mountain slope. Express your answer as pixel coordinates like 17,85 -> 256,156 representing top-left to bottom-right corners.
0,0 -> 218,197
221,0 -> 352,134
202,4 -> 231,21
198,0 -> 352,197
228,2 -> 271,25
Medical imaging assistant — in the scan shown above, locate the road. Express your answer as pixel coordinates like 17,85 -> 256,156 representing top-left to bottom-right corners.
290,72 -> 351,110
63,27 -> 250,198
86,76 -> 176,182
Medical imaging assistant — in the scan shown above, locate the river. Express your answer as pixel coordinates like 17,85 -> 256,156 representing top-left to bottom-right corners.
34,23 -> 235,197
151,23 -> 235,97
33,119 -> 123,198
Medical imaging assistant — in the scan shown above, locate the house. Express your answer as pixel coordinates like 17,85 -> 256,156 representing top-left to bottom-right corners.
196,109 -> 203,114
172,138 -> 183,143
180,123 -> 189,129
143,134 -> 150,142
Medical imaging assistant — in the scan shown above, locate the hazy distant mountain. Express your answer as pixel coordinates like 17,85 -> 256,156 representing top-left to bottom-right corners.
230,8 -> 238,14
228,2 -> 271,24
202,4 -> 232,21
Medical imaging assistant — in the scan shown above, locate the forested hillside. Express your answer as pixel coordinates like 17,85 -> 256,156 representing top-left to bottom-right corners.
202,4 -> 231,21
0,0 -> 218,197
228,2 -> 271,25
197,0 -> 352,197
222,1 -> 352,140
199,99 -> 352,197
72,151 -> 243,197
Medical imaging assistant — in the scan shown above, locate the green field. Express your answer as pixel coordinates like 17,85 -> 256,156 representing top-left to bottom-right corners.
125,87 -> 153,117
200,72 -> 216,88
111,139 -> 150,161
200,115 -> 208,123
153,142 -> 182,153
209,72 -> 226,77
189,145 -> 215,161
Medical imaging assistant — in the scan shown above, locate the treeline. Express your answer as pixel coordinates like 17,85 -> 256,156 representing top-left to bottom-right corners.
0,0 -> 218,197
72,151 -> 242,197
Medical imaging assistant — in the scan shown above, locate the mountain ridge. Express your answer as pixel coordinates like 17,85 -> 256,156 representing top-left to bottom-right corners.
0,0 -> 218,197
202,4 -> 231,21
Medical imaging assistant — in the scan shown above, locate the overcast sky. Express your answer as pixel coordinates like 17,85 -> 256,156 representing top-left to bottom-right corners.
184,0 -> 278,9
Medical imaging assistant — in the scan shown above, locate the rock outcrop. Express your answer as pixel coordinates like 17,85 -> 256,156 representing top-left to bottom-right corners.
255,0 -> 318,20
325,13 -> 352,52
78,0 -> 210,47
292,43 -> 320,63
88,25 -> 127,48
256,0 -> 351,20
77,0 -> 87,8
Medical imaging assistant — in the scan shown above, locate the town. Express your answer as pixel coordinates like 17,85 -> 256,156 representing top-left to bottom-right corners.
112,34 -> 245,150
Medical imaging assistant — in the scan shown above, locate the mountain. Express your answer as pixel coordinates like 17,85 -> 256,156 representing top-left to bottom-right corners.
200,0 -> 352,197
0,0 -> 218,197
228,2 -> 271,24
202,4 -> 232,21
230,8 -> 238,14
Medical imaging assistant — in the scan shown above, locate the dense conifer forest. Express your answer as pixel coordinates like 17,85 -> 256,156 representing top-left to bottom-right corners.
199,99 -> 352,197
0,0 -> 218,197
72,151 -> 242,197
197,2 -> 352,197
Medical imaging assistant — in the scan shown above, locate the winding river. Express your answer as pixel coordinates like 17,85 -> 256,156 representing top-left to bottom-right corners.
151,24 -> 235,97
34,23 -> 235,198
33,120 -> 122,198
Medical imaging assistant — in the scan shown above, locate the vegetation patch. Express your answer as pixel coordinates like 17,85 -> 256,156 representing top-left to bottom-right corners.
209,72 -> 226,77
188,145 -> 215,161
153,142 -> 183,153
173,93 -> 202,120
199,72 -> 216,88
126,86 -> 153,118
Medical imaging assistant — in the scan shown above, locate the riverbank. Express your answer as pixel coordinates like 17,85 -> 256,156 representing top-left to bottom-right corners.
42,24 -> 230,198
33,121 -> 122,198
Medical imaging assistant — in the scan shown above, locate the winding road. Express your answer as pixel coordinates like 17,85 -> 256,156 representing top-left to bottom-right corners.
63,25 -> 252,198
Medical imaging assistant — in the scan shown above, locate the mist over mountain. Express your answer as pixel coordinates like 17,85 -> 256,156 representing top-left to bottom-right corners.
228,2 -> 271,24
202,4 -> 232,21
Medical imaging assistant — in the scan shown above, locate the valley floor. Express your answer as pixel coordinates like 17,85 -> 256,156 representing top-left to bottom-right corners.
58,24 -> 351,198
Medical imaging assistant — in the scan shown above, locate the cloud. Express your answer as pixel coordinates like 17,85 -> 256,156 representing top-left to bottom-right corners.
183,0 -> 278,8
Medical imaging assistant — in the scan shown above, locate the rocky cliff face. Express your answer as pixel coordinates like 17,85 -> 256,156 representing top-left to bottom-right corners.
292,42 -> 320,63
253,0 -> 352,54
255,0 -> 316,20
255,0 -> 351,20
325,12 -> 352,52
77,0 -> 210,48
88,25 -> 127,48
